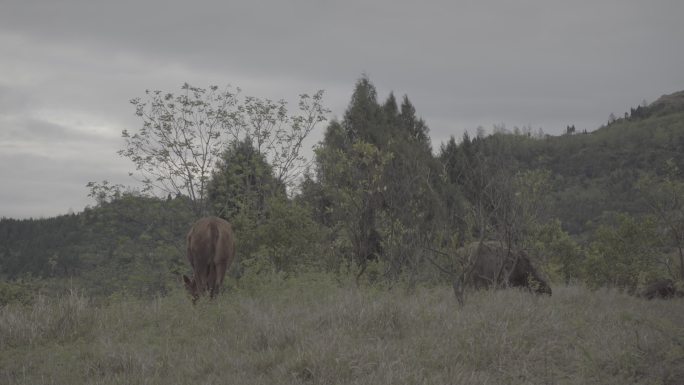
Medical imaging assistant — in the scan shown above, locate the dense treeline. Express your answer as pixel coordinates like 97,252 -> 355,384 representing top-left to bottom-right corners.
2,80 -> 684,302
0,195 -> 193,299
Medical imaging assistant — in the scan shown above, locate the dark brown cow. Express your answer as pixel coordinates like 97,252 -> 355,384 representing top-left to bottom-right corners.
460,241 -> 552,295
182,216 -> 235,303
639,279 -> 677,300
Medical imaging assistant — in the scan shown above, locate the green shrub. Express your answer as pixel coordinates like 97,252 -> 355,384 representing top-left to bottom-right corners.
0,280 -> 34,306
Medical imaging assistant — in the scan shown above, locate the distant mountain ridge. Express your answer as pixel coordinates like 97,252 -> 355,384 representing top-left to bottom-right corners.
526,89 -> 684,234
648,90 -> 684,113
628,90 -> 684,120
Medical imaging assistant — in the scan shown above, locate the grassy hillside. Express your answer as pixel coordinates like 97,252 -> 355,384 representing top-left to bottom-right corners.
548,116 -> 684,235
1,276 -> 683,385
488,92 -> 684,236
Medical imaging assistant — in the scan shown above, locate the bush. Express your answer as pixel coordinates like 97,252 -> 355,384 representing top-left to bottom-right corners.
584,214 -> 663,291
0,279 -> 34,306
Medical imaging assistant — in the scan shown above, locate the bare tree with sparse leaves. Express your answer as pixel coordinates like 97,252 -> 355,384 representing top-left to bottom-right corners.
118,83 -> 328,216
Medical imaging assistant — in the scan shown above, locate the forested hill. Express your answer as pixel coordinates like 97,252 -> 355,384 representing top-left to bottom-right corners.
0,196 -> 192,298
509,90 -> 684,234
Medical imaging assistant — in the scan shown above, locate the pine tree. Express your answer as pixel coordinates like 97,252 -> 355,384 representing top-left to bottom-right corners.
315,76 -> 442,280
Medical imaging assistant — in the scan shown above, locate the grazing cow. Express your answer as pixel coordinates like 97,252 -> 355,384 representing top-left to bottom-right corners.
639,279 -> 676,300
461,241 -> 552,295
182,216 -> 235,303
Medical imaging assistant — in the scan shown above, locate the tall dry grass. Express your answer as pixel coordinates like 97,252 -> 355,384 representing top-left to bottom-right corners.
1,277 -> 683,385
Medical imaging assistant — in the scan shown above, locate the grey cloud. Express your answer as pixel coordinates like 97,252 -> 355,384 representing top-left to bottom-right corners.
4,1 -> 681,85
1,0 -> 684,218
0,116 -> 113,145
8,118 -> 79,141
0,151 -> 131,219
0,85 -> 31,114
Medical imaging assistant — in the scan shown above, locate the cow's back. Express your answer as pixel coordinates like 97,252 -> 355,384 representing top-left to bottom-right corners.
184,216 -> 235,301
187,217 -> 219,269
640,279 -> 676,299
212,217 -> 235,266
466,242 -> 510,289
460,241 -> 551,294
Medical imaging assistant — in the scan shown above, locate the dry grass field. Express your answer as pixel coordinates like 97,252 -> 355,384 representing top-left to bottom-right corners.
1,275 -> 683,385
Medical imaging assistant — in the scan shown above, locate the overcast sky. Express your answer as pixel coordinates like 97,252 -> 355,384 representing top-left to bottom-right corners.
1,0 -> 683,219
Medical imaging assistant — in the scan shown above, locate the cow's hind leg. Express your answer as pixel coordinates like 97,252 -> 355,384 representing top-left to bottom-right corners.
208,263 -> 218,299
214,260 -> 228,295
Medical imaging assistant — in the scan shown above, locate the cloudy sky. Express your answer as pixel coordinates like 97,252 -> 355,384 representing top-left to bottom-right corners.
1,0 -> 683,219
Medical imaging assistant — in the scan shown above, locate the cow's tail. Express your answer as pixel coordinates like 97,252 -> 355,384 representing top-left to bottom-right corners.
209,221 -> 219,259
208,222 -> 220,294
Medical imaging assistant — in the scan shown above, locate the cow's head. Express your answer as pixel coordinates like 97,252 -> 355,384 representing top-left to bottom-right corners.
182,275 -> 200,303
509,254 -> 552,296
532,277 -> 552,296
523,269 -> 552,296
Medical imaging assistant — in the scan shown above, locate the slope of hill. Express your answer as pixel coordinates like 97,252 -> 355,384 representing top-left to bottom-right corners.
0,196 -> 192,300
514,90 -> 684,235
631,90 -> 684,120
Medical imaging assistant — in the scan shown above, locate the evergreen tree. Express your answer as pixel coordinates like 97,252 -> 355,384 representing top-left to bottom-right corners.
315,76 -> 441,280
207,138 -> 285,221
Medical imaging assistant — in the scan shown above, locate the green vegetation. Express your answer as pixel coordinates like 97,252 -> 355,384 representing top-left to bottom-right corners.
1,277 -> 683,384
2,79 -> 684,298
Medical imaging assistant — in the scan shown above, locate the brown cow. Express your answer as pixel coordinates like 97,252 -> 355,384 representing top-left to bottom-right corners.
639,279 -> 677,300
460,241 -> 552,295
182,216 -> 235,303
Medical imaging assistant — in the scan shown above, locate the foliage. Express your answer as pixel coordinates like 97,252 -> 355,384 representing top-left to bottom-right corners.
253,196 -> 327,271
316,138 -> 392,272
0,279 -> 34,306
231,194 -> 327,275
236,90 -> 330,189
439,133 -> 552,257
0,214 -> 84,279
0,194 -> 193,300
120,83 -> 328,216
314,77 -> 439,281
528,219 -> 585,284
207,137 -> 284,220
583,214 -> 663,291
206,137 -> 326,274
122,84 -> 237,215
637,161 -> 684,279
